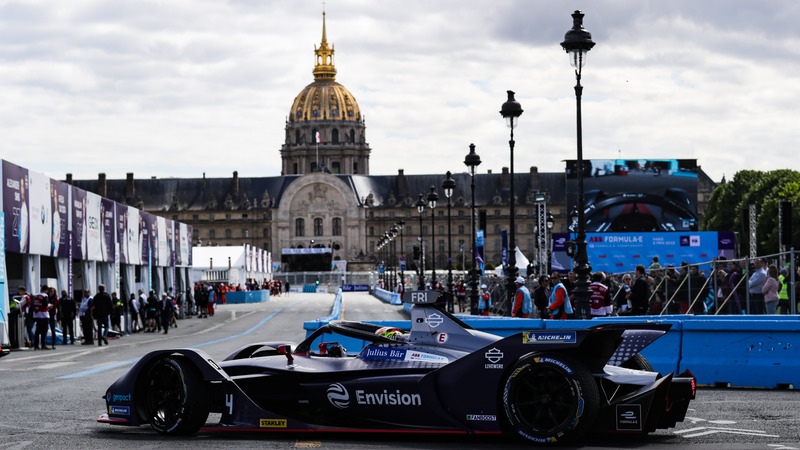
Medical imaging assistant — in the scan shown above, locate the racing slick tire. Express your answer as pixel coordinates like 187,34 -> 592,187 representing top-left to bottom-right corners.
141,356 -> 210,435
620,353 -> 654,372
502,352 -> 599,444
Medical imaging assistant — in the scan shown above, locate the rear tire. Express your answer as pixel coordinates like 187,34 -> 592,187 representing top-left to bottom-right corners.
502,352 -> 599,444
621,353 -> 654,372
143,356 -> 210,435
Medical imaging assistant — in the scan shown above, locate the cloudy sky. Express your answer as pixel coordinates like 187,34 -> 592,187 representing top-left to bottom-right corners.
1,0 -> 799,184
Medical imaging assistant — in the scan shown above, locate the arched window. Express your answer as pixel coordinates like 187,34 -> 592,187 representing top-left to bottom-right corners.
314,218 -> 323,236
225,229 -> 232,239
295,218 -> 305,237
458,225 -> 465,234
209,229 -> 216,239
332,218 -> 342,236
242,229 -> 249,238
332,129 -> 339,144
263,228 -> 269,238
349,129 -> 355,143
295,130 -> 301,143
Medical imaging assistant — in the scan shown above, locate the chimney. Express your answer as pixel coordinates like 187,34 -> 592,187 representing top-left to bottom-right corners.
501,167 -> 510,190
232,171 -> 239,194
66,173 -> 73,185
125,173 -> 135,197
529,166 -> 539,191
202,172 -> 206,189
397,169 -> 406,196
98,173 -> 107,197
487,169 -> 492,174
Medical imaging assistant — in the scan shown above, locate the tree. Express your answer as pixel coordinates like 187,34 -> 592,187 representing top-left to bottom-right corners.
703,169 -> 800,256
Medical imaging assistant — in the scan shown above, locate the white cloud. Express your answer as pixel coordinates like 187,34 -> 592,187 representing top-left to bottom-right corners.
1,0 -> 799,183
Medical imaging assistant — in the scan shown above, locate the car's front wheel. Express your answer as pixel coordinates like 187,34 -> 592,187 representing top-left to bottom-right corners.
501,352 -> 599,444
143,356 -> 210,435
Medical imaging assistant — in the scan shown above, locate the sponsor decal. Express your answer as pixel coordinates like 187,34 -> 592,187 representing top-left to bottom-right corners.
427,312 -> 444,328
327,383 -> 422,408
522,331 -> 576,344
484,348 -> 504,369
361,346 -> 448,364
109,405 -> 130,415
260,418 -> 287,428
106,392 -> 132,403
436,332 -> 449,344
616,404 -> 642,431
534,356 -> 575,375
327,383 -> 350,409
466,414 -> 497,421
356,389 -> 422,406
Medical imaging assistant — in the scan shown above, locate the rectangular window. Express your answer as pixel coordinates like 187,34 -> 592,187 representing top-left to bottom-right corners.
332,162 -> 341,174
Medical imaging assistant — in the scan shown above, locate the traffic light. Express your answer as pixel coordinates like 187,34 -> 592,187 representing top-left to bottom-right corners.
413,246 -> 421,260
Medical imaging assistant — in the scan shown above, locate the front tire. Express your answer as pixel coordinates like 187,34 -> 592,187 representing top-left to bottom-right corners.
143,357 -> 210,435
502,353 -> 599,444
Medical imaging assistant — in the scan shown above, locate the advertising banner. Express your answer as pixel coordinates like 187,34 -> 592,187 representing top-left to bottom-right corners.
332,260 -> 347,272
117,205 -> 129,264
27,169 -> 52,256
552,231 -> 736,274
0,211 -> 8,348
100,198 -> 115,262
3,161 -> 29,254
72,187 -> 87,259
85,191 -> 102,261
140,211 -> 151,266
179,223 -> 189,267
186,225 -> 193,266
51,180 -> 69,258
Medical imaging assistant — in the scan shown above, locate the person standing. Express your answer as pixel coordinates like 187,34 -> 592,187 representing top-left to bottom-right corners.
533,275 -> 551,319
31,285 -> 51,350
160,293 -> 175,334
510,277 -> 532,318
196,284 -> 209,318
622,265 -> 650,316
17,286 -> 33,348
588,272 -> 609,317
455,280 -> 467,313
138,289 -> 148,327
79,289 -> 94,345
747,258 -> 767,315
762,264 -> 781,314
58,289 -> 76,345
110,292 -> 122,333
546,272 -> 572,320
477,284 -> 492,316
130,293 -> 141,332
93,284 -> 113,346
47,287 -> 59,349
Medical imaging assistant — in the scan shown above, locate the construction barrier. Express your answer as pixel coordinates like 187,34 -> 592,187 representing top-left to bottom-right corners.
373,288 -> 402,305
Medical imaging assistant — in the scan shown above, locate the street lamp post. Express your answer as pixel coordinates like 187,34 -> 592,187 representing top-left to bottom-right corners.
416,194 -> 427,289
546,211 -> 555,275
395,221 -> 404,293
442,171 -> 456,312
561,10 -> 595,319
427,186 -> 439,288
464,144 -> 482,314
499,90 -> 523,310
385,231 -> 393,292
377,236 -> 384,289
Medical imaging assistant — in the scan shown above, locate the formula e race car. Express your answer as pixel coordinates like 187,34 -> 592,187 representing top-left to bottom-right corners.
98,291 -> 696,444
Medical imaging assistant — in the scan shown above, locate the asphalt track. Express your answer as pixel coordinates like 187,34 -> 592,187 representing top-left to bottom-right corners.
0,291 -> 798,449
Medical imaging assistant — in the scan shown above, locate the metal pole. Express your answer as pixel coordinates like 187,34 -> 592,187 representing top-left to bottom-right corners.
431,208 -> 436,287
447,195 -> 454,312
469,165 -> 479,313
506,123 -> 518,309
573,69 -> 592,319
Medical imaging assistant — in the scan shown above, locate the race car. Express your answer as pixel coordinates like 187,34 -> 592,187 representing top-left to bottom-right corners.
98,291 -> 696,444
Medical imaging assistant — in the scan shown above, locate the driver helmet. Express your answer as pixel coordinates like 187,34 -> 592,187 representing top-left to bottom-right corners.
375,326 -> 404,339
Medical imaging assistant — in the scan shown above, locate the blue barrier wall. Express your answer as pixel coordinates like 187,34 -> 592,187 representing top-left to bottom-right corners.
304,298 -> 800,388
219,290 -> 270,304
373,288 -> 402,305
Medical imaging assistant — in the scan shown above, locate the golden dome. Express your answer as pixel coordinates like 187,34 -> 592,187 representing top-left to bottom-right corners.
288,12 -> 362,123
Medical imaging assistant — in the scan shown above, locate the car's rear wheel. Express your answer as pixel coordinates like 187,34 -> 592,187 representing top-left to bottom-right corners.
621,353 -> 654,372
143,356 -> 209,435
502,352 -> 599,444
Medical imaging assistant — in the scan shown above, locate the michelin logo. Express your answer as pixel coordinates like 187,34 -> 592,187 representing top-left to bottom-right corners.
523,331 -> 576,344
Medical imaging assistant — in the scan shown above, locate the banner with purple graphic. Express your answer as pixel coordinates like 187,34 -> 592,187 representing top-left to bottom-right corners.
117,205 -> 129,264
3,161 -> 29,254
476,229 -> 485,276
140,211 -> 151,265
100,198 -> 115,262
186,225 -> 193,266
51,180 -> 69,258
72,187 -> 87,259
551,231 -> 737,274
85,191 -> 102,261
156,216 -> 167,267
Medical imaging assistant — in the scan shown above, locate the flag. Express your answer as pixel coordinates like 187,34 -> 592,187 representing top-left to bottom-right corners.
315,131 -> 321,143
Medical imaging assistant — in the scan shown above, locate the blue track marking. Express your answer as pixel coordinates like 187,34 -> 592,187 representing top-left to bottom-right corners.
57,296 -> 311,379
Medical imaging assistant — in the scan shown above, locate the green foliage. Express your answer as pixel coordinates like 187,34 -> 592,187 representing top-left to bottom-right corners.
703,169 -> 800,255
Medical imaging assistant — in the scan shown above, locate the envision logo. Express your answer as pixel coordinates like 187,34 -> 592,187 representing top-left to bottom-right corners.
327,383 -> 350,409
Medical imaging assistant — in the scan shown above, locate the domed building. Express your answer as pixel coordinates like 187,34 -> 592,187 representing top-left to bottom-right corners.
281,12 -> 371,175
70,11 -> 717,285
